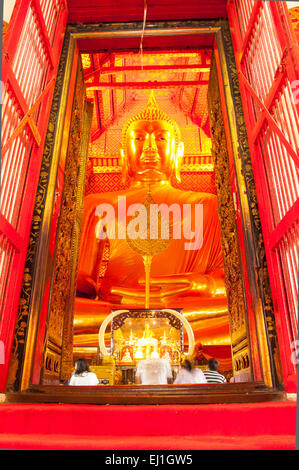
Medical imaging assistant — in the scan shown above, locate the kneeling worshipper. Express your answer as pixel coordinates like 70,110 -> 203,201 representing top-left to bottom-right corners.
68,358 -> 99,386
174,359 -> 207,384
136,352 -> 173,385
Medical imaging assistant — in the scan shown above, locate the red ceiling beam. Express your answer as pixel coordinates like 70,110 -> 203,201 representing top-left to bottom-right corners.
77,35 -> 215,53
90,128 -> 105,142
191,87 -> 200,115
85,64 -> 210,79
85,49 -> 208,56
90,54 -> 103,134
87,80 -> 209,90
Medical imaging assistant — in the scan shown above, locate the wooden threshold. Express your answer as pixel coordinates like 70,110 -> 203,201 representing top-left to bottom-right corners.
5,382 -> 285,405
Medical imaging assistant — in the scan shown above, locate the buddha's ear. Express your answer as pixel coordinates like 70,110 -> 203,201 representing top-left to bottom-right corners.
120,147 -> 128,183
177,141 -> 184,158
174,142 -> 184,183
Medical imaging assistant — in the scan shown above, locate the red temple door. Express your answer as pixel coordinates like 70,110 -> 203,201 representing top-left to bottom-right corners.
0,0 -> 68,391
228,0 -> 299,392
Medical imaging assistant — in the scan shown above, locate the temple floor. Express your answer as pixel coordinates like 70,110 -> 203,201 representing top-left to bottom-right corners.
0,401 -> 295,450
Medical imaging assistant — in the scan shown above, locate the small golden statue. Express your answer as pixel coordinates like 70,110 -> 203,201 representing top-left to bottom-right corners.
142,322 -> 154,340
136,322 -> 158,359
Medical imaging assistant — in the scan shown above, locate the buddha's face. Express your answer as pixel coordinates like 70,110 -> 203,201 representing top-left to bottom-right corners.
123,120 -> 183,181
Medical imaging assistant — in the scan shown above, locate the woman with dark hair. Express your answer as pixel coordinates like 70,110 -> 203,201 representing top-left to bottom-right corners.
174,359 -> 207,384
69,358 -> 99,386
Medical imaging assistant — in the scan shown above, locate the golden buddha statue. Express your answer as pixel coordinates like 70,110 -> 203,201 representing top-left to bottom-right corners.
136,322 -> 158,358
74,92 -> 229,345
142,323 -> 154,340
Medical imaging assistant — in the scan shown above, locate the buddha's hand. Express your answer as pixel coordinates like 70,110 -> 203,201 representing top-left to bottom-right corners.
138,272 -> 225,297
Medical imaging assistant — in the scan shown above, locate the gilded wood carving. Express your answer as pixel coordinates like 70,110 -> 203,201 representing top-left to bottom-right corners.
43,62 -> 92,383
208,56 -> 250,379
218,22 -> 283,387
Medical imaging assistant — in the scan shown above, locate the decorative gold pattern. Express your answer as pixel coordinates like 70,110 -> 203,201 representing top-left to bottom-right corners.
289,7 -> 299,41
61,100 -> 94,380
43,61 -> 92,383
93,166 -> 122,173
111,309 -> 183,331
218,21 -> 283,388
93,164 -> 214,173
46,73 -> 83,342
208,55 -> 249,379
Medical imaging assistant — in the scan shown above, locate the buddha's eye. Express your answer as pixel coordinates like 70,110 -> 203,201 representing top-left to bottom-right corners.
156,132 -> 170,141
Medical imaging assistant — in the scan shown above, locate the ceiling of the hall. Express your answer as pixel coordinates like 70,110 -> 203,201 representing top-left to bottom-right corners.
67,0 -> 228,23
82,49 -> 212,143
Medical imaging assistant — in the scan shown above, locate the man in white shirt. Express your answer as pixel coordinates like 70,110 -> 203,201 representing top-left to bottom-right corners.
135,353 -> 173,385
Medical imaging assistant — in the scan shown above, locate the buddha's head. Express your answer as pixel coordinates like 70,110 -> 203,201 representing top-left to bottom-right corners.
120,92 -> 184,183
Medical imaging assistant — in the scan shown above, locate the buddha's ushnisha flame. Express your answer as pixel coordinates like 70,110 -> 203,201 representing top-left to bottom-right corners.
121,90 -> 181,149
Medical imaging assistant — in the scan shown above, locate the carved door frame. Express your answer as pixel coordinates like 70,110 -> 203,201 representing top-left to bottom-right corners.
8,20 -> 282,392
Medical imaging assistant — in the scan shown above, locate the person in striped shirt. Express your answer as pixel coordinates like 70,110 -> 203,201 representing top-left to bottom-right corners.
203,358 -> 227,383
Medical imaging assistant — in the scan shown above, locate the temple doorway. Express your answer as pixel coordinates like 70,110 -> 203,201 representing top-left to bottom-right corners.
7,21 -> 283,398
65,48 -> 234,386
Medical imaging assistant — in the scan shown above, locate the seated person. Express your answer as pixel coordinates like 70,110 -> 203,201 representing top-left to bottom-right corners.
135,352 -> 173,385
203,358 -> 227,383
174,359 -> 207,384
69,358 -> 99,386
